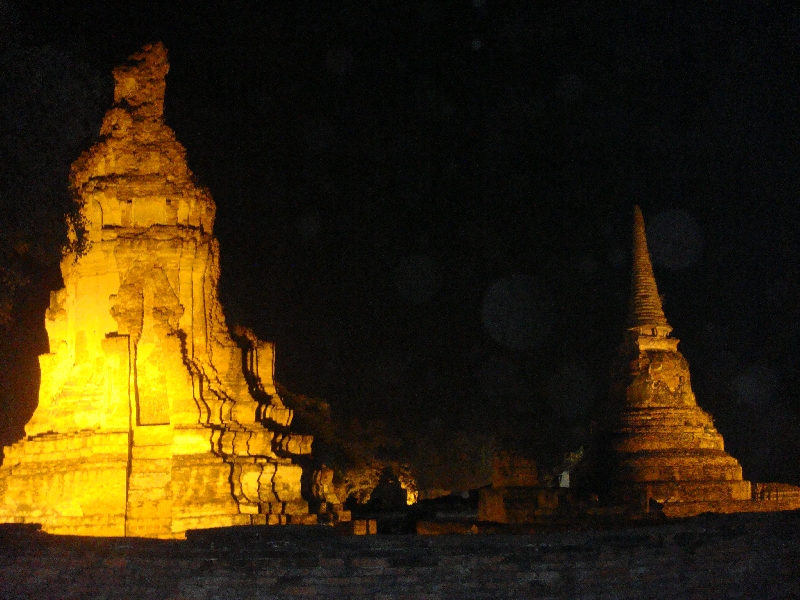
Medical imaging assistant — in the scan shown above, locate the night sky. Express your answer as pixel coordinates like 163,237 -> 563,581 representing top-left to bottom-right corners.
2,1 -> 800,483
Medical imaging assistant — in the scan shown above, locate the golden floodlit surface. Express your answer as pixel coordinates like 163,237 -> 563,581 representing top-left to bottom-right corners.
0,43 -> 323,538
600,206 -> 800,516
0,44 -> 797,538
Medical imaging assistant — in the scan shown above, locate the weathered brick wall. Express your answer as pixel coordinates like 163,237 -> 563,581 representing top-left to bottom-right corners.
2,511 -> 799,599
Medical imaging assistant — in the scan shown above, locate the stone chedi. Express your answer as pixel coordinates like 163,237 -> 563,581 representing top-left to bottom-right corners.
0,43 -> 317,538
596,206 -> 800,516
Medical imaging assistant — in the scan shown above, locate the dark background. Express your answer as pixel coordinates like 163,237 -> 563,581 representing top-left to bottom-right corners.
1,1 -> 799,484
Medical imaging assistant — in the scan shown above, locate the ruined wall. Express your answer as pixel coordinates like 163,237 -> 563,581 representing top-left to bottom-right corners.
1,511 -> 799,598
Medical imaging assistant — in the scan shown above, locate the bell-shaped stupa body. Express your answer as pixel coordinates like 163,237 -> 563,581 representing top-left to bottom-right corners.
604,206 -> 751,507
0,43 -> 315,538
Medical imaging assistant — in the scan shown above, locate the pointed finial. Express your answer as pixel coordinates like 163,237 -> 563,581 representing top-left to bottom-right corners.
627,206 -> 671,336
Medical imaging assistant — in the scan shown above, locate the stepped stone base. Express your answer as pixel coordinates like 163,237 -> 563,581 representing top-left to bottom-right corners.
657,482 -> 800,518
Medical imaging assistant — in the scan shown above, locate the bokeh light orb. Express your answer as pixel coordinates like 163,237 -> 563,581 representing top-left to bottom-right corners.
732,364 -> 779,408
393,253 -> 442,304
646,209 -> 703,270
477,354 -> 533,412
546,365 -> 594,420
296,210 -> 321,241
481,275 -> 550,350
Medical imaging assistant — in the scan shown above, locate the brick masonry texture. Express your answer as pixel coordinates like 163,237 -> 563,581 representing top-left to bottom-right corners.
2,510 -> 799,599
0,43 -> 322,538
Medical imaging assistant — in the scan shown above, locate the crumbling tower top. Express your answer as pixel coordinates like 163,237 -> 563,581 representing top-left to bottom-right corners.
112,42 -> 169,120
70,42 -> 214,235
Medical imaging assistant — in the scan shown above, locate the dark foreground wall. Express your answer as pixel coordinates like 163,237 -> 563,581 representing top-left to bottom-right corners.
2,511 -> 800,599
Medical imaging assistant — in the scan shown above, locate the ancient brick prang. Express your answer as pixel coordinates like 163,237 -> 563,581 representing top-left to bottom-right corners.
0,43 -> 321,538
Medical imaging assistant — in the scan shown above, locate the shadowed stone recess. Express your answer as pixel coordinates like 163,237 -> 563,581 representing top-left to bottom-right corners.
0,43 -> 317,538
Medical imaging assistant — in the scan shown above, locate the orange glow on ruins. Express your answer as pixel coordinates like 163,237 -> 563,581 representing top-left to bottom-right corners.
0,45 -> 797,538
0,43 -> 328,538
595,206 -> 800,517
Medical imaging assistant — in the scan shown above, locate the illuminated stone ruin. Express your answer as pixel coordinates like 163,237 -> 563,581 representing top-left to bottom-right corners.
477,450 -> 556,524
0,43 -> 321,538
595,206 -> 800,517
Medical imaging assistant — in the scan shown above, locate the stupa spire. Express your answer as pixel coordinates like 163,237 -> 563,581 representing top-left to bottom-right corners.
627,205 -> 671,336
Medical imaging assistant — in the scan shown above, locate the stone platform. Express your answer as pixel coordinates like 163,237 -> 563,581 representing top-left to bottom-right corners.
2,511 -> 800,599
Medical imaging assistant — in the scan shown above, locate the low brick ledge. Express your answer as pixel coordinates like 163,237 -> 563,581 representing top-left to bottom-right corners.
2,510 -> 800,599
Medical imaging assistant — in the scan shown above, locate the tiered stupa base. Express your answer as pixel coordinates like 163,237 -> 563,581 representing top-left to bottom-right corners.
610,406 -> 752,506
